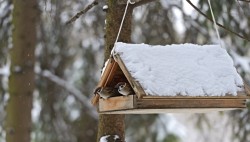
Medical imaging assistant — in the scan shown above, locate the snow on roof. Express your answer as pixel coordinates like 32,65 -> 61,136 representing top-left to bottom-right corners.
114,42 -> 244,96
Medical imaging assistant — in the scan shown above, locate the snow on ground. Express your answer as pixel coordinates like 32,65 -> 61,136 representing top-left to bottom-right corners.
115,42 -> 244,96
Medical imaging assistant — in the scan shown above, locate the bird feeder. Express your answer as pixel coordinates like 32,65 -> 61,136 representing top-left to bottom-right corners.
91,42 -> 250,114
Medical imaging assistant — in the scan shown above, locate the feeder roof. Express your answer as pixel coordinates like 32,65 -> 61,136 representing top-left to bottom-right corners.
114,42 -> 244,97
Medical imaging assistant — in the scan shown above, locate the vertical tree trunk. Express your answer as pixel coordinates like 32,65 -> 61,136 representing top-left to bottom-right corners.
6,0 -> 38,142
97,0 -> 133,141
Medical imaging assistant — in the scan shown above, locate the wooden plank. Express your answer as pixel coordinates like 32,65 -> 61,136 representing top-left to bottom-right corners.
142,93 -> 250,99
97,58 -> 115,87
99,108 -> 242,114
99,95 -> 246,113
114,54 -> 146,98
104,61 -> 119,86
136,98 -> 246,108
133,81 -> 145,99
99,95 -> 135,112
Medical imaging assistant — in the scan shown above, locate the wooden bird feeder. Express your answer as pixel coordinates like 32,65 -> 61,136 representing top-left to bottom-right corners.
92,43 -> 250,114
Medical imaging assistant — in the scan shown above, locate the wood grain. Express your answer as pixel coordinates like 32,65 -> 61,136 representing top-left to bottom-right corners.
136,98 -> 246,108
99,108 -> 240,114
99,95 -> 135,112
99,94 -> 247,113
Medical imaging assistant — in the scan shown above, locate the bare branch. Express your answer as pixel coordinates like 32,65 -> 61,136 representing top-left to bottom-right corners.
186,0 -> 250,42
65,0 -> 98,25
40,70 -> 98,119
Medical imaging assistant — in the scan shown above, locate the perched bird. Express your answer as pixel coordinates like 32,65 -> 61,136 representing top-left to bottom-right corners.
116,82 -> 133,96
94,87 -> 119,99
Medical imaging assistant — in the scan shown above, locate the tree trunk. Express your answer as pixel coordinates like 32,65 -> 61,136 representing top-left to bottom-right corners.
97,0 -> 133,142
6,0 -> 38,142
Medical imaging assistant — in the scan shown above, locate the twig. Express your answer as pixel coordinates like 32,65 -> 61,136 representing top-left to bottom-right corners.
186,0 -> 250,42
65,0 -> 98,25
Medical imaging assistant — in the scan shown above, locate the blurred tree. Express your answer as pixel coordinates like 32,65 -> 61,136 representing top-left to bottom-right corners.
5,0 -> 38,142
33,0 -> 102,141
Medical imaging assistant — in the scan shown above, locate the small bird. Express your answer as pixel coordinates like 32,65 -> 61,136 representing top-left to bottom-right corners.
116,82 -> 133,96
94,87 -> 119,99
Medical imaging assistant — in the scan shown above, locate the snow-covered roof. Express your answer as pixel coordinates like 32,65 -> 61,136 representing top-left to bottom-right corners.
114,42 -> 244,97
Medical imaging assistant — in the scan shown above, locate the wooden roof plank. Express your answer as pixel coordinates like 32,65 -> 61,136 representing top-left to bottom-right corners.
92,58 -> 117,105
97,58 -> 116,87
104,61 -> 119,87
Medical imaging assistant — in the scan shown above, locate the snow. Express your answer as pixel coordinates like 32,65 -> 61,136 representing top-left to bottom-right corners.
99,135 -> 119,142
114,42 -> 244,96
0,65 -> 9,76
100,135 -> 109,142
101,59 -> 110,76
13,66 -> 22,72
103,5 -> 108,10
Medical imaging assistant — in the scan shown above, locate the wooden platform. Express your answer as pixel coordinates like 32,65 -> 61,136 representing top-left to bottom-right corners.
99,95 -> 248,114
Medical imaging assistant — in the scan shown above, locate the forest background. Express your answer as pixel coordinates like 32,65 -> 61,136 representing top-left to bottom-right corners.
0,0 -> 250,142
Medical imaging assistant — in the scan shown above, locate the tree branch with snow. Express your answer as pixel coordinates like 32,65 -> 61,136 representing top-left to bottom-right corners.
40,70 -> 98,119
